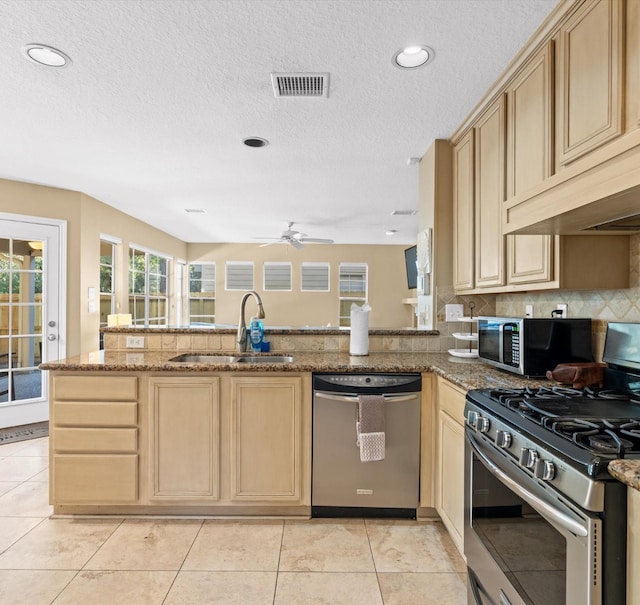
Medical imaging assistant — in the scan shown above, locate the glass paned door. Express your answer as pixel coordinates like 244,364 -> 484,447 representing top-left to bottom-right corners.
0,218 -> 63,429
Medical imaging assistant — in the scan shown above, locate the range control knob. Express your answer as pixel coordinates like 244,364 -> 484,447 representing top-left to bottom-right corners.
495,430 -> 512,449
478,417 -> 491,433
534,459 -> 556,481
467,410 -> 479,429
519,448 -> 538,469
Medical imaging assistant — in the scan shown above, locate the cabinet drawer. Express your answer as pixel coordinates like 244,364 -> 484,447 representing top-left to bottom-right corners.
54,376 -> 137,401
437,378 -> 466,424
53,454 -> 138,504
54,402 -> 137,427
55,428 -> 137,453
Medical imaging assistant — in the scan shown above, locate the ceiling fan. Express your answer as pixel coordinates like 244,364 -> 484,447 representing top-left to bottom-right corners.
255,222 -> 334,249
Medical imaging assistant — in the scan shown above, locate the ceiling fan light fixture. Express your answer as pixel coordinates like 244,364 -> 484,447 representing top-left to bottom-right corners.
393,45 -> 434,69
23,43 -> 71,67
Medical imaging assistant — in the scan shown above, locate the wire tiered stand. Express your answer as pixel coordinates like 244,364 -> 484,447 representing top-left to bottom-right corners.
448,302 -> 478,358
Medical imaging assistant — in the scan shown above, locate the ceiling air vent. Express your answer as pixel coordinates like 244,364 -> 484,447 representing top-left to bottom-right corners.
271,73 -> 330,98
391,210 -> 418,216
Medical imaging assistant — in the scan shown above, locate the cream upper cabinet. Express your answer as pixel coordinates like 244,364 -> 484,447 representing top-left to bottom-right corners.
474,95 -> 506,289
435,376 -> 466,557
506,41 -> 555,284
229,375 -> 307,504
556,0 -> 624,166
148,376 -> 220,502
453,130 -> 475,291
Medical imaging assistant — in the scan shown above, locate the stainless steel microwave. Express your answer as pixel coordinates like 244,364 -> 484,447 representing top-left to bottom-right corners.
477,316 -> 593,376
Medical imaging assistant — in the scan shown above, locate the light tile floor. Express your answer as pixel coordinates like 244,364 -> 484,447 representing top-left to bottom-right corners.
0,436 -> 467,604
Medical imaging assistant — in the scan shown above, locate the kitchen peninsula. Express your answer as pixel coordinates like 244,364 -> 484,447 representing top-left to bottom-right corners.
42,326 -> 544,523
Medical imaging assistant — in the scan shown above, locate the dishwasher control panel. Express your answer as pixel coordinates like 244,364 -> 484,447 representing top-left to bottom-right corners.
313,373 -> 421,393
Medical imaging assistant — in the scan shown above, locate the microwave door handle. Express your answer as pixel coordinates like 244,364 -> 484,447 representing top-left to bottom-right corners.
498,323 -> 505,363
467,430 -> 588,538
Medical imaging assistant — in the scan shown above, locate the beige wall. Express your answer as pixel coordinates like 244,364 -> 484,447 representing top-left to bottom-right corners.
0,179 -> 186,356
187,243 -> 415,328
1,178 -> 415,357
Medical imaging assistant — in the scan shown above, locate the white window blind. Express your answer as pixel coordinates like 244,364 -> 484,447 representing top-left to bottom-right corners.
339,263 -> 367,296
264,262 -> 292,291
225,261 -> 254,290
301,263 -> 330,291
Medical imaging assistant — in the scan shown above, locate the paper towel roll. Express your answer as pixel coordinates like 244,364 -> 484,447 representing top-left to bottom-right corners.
350,303 -> 371,356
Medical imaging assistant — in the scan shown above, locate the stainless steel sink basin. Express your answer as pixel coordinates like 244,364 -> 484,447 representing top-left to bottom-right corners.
169,354 -> 238,363
234,355 -> 295,364
168,353 -> 294,364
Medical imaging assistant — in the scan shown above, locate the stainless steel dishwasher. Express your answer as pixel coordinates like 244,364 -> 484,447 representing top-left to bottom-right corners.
312,373 -> 421,518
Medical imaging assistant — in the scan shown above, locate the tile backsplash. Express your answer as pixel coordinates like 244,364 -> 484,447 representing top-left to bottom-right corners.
496,234 -> 640,359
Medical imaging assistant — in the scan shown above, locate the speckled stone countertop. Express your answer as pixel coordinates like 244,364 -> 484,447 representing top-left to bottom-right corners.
608,460 -> 640,491
101,326 -> 439,336
41,351 -> 548,392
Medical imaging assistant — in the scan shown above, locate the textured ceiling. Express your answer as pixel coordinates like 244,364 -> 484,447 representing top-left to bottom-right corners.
0,0 -> 559,245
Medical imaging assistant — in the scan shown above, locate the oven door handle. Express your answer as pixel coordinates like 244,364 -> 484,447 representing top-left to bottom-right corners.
314,392 -> 417,403
467,431 -> 588,538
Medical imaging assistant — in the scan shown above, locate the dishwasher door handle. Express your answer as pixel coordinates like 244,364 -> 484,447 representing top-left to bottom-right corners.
314,392 -> 418,403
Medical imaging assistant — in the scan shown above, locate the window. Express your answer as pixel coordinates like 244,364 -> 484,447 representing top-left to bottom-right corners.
301,263 -> 330,291
338,263 -> 367,327
129,246 -> 170,326
264,262 -> 291,291
99,239 -> 116,331
225,261 -> 253,290
188,262 -> 216,325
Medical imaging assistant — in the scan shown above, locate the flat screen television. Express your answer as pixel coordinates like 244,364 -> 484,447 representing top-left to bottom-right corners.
404,245 -> 418,289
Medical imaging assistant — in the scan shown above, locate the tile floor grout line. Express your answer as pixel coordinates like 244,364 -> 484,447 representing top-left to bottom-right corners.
159,517 -> 205,604
78,517 -> 126,572
0,515 -> 49,557
273,518 -> 286,604
364,517 -> 387,605
48,569 -> 85,605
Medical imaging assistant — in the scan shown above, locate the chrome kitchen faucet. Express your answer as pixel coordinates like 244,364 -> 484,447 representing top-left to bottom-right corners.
236,291 -> 265,352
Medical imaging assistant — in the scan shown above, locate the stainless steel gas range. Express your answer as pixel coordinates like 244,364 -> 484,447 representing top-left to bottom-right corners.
464,322 -> 640,605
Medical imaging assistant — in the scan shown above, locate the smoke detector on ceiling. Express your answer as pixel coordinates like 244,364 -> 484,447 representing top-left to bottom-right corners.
271,73 -> 330,98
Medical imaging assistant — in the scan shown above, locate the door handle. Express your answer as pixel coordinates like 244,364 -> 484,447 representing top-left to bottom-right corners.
47,334 -> 57,341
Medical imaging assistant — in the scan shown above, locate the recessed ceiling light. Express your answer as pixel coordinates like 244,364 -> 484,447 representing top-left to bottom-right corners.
385,230 -> 398,236
23,43 -> 71,67
243,137 -> 269,148
393,45 -> 434,70
184,208 -> 207,214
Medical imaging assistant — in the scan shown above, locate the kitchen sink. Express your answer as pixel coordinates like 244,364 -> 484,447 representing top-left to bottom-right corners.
168,353 -> 294,364
234,355 -> 295,364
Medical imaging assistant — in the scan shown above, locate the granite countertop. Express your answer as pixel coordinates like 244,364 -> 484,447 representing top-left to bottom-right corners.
608,460 -> 640,492
41,350 -> 548,392
101,326 -> 439,336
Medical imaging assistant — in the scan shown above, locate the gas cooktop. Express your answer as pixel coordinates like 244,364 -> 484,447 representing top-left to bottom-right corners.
480,385 -> 640,457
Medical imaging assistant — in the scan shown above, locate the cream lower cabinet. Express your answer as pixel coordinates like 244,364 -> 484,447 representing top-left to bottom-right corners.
51,374 -> 139,506
148,377 -> 220,502
229,375 -> 306,504
435,376 -> 466,557
628,488 -> 640,604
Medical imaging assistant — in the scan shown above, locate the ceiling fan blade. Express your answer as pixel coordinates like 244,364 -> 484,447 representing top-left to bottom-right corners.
298,237 -> 334,244
289,239 -> 304,250
259,241 -> 279,247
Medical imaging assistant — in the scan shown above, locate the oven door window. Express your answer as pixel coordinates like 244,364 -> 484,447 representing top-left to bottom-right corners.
471,453 -> 566,605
